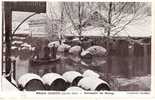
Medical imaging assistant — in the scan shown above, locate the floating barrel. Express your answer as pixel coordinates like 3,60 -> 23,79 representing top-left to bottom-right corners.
62,71 -> 83,86
42,73 -> 66,91
83,69 -> 100,78
18,73 -> 45,91
66,86 -> 84,91
78,77 -> 110,91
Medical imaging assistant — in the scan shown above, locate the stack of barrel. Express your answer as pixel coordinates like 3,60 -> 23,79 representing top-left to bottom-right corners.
18,73 -> 66,91
17,70 -> 110,91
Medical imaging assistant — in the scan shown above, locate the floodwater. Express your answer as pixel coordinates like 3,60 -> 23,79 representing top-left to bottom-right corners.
13,50 -> 151,91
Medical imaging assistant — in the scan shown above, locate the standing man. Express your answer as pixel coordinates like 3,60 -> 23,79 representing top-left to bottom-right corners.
43,40 -> 50,59
51,44 -> 58,59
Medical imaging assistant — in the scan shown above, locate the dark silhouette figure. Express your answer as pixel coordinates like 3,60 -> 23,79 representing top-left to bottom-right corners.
44,46 -> 50,59
51,44 -> 57,59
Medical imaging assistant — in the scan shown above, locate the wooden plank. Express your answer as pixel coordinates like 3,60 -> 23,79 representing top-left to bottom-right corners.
4,3 -> 12,81
4,1 -> 46,13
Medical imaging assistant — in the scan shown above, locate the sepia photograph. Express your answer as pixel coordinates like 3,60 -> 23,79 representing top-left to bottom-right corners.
1,1 -> 152,93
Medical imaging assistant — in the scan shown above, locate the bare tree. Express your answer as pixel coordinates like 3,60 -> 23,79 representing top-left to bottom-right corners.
102,2 -> 147,37
98,2 -> 148,79
64,2 -> 88,39
63,2 -> 147,38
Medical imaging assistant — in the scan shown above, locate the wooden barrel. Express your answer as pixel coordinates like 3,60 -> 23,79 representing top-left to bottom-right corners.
18,73 -> 45,91
42,73 -> 66,91
78,77 -> 110,91
66,86 -> 84,91
62,71 -> 83,86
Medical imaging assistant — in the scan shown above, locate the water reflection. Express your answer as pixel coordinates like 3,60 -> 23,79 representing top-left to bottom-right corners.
15,52 -> 150,79
15,56 -> 29,80
14,50 -> 151,91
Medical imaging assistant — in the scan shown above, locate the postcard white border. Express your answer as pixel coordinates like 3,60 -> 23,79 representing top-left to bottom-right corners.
0,0 -> 154,99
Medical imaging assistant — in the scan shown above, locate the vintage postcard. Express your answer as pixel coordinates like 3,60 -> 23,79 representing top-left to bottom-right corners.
0,0 -> 154,99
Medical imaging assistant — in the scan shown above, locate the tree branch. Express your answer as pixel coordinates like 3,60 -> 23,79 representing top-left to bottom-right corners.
111,2 -> 144,36
64,3 -> 80,35
112,14 -> 137,36
112,2 -> 128,22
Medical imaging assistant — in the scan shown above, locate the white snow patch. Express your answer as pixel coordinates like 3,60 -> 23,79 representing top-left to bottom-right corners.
57,44 -> 71,52
18,73 -> 43,88
83,70 -> 100,78
11,46 -> 17,50
64,17 -> 151,37
72,38 -> 80,41
21,43 -> 31,48
62,71 -> 82,83
42,73 -> 65,86
86,46 -> 107,56
12,41 -> 23,44
80,61 -> 89,67
78,77 -> 109,90
112,16 -> 151,37
13,36 -> 26,40
30,47 -> 36,51
2,76 -> 19,91
48,41 -> 60,48
21,46 -> 29,50
82,27 -> 105,36
20,43 -> 35,51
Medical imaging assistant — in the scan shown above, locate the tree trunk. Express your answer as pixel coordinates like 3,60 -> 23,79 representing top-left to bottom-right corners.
59,3 -> 64,44
78,2 -> 82,41
106,2 -> 112,81
107,2 -> 112,36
